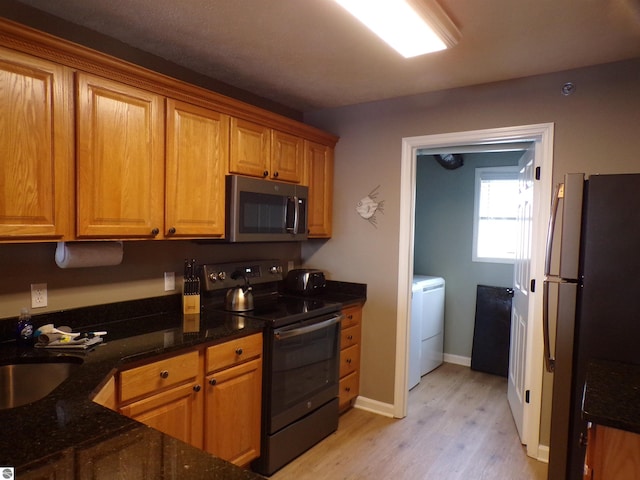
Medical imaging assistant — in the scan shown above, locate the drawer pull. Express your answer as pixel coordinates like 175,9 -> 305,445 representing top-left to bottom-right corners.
347,314 -> 353,320
193,384 -> 201,392
345,386 -> 351,392
347,335 -> 353,341
235,348 -> 243,355
209,378 -> 217,386
346,358 -> 352,364
160,370 -> 169,379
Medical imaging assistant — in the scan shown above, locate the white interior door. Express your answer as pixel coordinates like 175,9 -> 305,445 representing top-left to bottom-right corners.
508,146 -> 535,442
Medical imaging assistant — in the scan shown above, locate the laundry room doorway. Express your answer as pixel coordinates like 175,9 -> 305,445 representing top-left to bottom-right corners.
395,124 -> 554,461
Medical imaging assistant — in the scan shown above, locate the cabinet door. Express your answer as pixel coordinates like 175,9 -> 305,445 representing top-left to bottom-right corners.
76,72 -> 164,238
304,140 -> 334,238
229,117 -> 270,178
271,130 -> 303,183
0,47 -> 73,240
166,99 -> 228,238
119,381 -> 203,449
204,358 -> 262,466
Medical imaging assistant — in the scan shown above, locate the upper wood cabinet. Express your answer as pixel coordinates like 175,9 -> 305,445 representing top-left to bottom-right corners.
305,140 -> 334,238
76,72 -> 165,239
271,130 -> 304,183
230,117 -> 303,183
0,47 -> 74,241
165,99 -> 229,238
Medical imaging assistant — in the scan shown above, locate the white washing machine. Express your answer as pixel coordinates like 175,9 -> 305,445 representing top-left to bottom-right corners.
409,275 -> 445,389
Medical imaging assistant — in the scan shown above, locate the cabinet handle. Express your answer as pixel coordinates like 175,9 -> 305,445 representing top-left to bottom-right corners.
347,314 -> 353,320
209,378 -> 217,386
235,348 -> 243,355
345,387 -> 351,392
151,228 -> 160,237
168,227 -> 176,235
273,171 -> 279,178
193,384 -> 201,392
263,170 -> 269,177
347,335 -> 353,341
160,370 -> 169,379
346,358 -> 352,364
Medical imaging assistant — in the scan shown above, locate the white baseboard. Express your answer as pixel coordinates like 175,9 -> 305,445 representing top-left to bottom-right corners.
536,444 -> 549,463
353,396 -> 395,418
444,353 -> 471,367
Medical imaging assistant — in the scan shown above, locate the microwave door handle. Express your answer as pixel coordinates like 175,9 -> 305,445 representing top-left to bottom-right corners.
545,183 -> 564,276
286,196 -> 300,234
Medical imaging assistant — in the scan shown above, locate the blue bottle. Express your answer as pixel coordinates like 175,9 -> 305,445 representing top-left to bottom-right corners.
16,308 -> 34,346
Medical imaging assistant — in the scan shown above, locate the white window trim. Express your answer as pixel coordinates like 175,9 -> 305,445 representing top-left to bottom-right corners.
472,165 -> 520,264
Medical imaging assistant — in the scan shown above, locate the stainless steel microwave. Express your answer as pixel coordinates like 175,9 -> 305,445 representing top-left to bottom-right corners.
226,175 -> 308,242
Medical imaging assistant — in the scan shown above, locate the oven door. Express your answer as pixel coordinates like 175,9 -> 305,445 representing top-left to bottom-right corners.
268,312 -> 341,434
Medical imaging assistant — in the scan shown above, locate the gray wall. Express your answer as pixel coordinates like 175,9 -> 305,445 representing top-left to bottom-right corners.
414,152 -> 521,359
302,58 -> 640,415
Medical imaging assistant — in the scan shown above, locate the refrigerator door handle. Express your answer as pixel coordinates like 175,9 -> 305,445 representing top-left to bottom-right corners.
543,279 -> 556,373
545,183 -> 564,276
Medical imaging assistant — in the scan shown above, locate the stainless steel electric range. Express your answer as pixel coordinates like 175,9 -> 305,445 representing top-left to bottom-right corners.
201,260 -> 342,476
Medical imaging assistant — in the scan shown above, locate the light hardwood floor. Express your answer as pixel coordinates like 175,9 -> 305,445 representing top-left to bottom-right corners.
270,362 -> 548,479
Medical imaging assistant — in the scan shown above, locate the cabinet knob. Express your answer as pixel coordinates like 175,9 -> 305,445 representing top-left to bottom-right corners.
263,170 -> 269,177
209,378 -> 217,386
168,227 -> 176,235
160,370 -> 169,379
345,387 -> 351,392
193,384 -> 201,392
273,171 -> 279,178
151,228 -> 160,237
347,314 -> 353,320
346,358 -> 352,364
235,348 -> 243,355
347,335 -> 353,341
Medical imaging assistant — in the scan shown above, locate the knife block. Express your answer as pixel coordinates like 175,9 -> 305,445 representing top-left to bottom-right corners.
182,293 -> 200,315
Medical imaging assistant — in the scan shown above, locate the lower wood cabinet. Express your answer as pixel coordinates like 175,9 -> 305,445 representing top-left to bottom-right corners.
204,357 -> 262,466
339,304 -> 363,412
111,333 -> 263,467
584,423 -> 640,479
119,381 -> 203,449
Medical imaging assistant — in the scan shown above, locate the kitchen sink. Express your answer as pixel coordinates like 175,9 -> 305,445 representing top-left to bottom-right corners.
0,357 -> 83,410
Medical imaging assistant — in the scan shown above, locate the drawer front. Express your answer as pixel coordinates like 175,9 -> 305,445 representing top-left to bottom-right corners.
206,333 -> 263,373
339,371 -> 359,410
120,350 -> 199,403
341,305 -> 362,329
341,324 -> 361,350
339,344 -> 360,378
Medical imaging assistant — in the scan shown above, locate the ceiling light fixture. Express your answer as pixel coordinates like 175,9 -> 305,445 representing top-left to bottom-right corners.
334,0 -> 460,58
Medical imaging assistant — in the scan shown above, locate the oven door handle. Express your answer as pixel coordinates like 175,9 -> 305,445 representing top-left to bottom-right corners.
274,314 -> 343,340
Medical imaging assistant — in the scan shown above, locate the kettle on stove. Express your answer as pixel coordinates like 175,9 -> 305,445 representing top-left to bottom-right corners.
225,270 -> 254,312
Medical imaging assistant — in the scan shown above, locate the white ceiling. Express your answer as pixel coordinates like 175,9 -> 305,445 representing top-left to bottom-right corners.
14,0 -> 640,112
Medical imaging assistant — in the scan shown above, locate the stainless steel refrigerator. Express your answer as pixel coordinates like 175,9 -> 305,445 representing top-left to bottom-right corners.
545,173 -> 640,480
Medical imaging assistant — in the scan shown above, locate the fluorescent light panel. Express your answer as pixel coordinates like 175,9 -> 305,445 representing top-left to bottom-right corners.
335,0 -> 459,58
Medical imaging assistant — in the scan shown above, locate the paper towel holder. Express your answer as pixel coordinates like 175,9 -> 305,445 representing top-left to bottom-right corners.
55,241 -> 124,269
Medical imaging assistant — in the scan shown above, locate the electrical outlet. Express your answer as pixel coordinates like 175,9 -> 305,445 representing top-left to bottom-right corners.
31,283 -> 47,308
164,272 -> 175,291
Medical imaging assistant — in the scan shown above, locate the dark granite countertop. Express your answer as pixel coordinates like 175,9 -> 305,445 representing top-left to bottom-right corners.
0,299 -> 266,479
0,284 -> 366,478
582,359 -> 640,435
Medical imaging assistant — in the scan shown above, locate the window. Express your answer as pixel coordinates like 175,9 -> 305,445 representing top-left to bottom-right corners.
473,166 -> 520,263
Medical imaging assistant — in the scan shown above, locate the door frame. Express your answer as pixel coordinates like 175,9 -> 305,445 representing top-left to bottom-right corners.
394,123 -> 554,460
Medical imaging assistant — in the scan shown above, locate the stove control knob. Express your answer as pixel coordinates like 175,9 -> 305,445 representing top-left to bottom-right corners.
209,271 -> 226,282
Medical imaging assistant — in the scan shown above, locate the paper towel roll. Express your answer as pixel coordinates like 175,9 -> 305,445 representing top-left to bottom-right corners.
55,242 -> 124,269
